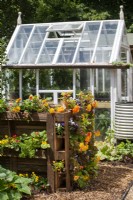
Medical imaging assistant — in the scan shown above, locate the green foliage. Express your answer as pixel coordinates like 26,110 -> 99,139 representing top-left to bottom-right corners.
95,109 -> 110,137
0,130 -> 50,158
96,129 -> 133,162
0,37 -> 8,99
0,165 -> 31,200
52,160 -> 65,172
0,99 -> 8,113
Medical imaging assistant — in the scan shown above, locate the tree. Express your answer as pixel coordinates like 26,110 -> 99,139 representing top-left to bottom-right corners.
0,0 -> 38,39
0,37 -> 8,98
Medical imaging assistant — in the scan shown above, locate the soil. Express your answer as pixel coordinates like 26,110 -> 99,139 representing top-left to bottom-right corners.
30,162 -> 133,200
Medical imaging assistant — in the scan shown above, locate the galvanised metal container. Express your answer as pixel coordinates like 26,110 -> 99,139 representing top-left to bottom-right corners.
115,102 -> 133,140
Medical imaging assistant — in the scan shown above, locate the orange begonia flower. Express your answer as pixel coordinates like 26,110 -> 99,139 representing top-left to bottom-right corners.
92,100 -> 98,108
57,106 -> 65,113
29,95 -> 33,100
85,132 -> 92,143
74,175 -> 79,181
72,105 -> 80,114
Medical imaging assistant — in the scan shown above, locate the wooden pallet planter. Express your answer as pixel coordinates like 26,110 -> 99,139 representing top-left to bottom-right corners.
0,111 -> 71,193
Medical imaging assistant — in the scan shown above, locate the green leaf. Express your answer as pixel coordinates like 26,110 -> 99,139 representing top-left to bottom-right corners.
17,185 -> 31,195
0,192 -> 9,200
0,173 -> 6,178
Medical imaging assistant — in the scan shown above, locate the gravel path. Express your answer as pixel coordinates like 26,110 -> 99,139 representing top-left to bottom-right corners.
30,162 -> 133,200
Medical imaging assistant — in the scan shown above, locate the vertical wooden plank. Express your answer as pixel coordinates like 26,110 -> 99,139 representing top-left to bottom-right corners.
64,113 -> 71,191
8,120 -> 16,137
46,113 -> 56,192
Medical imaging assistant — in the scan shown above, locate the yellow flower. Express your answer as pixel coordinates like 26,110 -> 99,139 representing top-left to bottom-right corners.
44,102 -> 49,107
16,98 -> 21,103
95,130 -> 100,137
49,108 -> 55,114
72,105 -> 80,114
79,142 -> 89,152
42,99 -> 47,103
9,183 -> 16,188
35,175 -> 39,182
5,135 -> 8,138
74,175 -> 79,181
95,156 -> 101,163
19,173 -> 24,177
12,106 -> 20,113
42,141 -> 47,145
86,104 -> 92,112
83,175 -> 89,181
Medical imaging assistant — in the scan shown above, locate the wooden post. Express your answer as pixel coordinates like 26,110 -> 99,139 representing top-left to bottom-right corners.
46,113 -> 56,192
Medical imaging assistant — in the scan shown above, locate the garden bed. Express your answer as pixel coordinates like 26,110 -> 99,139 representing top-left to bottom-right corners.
30,161 -> 133,200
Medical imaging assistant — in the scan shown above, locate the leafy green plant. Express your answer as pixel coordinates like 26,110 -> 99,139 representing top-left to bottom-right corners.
0,99 -> 8,113
95,109 -> 110,138
52,160 -> 65,172
0,165 -> 31,200
96,129 -> 133,162
55,123 -> 65,136
18,130 -> 50,158
0,130 -> 50,158
116,140 -> 133,162
19,172 -> 49,192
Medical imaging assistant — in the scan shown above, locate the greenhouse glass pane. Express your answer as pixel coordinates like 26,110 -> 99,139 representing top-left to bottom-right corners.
75,22 -> 100,63
20,26 -> 48,64
98,69 -> 103,91
7,25 -> 33,64
120,47 -> 127,62
94,21 -> 118,62
57,40 -> 78,63
47,22 -> 83,32
37,40 -> 59,63
105,69 -> 110,92
121,27 -> 129,46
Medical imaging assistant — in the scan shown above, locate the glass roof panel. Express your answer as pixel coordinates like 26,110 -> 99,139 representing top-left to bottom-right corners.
20,26 -> 48,64
37,40 -> 59,64
94,21 -> 118,62
6,20 -> 129,66
75,22 -> 100,63
7,25 -> 33,64
57,39 -> 78,63
46,22 -> 83,32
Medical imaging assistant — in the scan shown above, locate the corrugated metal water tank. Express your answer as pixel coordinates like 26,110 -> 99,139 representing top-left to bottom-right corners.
115,102 -> 133,140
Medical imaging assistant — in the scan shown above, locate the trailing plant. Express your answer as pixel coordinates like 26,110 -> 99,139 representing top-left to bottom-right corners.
59,91 -> 100,189
0,165 -> 32,200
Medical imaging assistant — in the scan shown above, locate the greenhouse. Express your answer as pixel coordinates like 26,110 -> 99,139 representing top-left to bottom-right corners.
5,7 -> 133,127
1,3 -> 133,199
